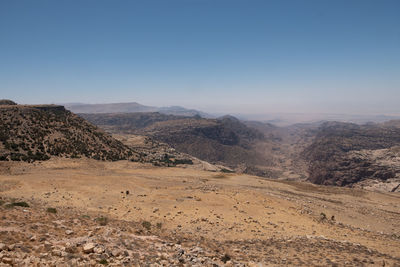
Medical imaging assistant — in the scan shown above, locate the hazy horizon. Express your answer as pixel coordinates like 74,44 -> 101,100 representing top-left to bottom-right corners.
1,0 -> 399,115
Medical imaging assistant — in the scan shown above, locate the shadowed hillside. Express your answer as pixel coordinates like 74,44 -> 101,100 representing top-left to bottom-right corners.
303,121 -> 400,191
80,112 -> 272,172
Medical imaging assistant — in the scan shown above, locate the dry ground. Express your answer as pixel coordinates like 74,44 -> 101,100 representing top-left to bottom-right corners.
1,158 -> 400,266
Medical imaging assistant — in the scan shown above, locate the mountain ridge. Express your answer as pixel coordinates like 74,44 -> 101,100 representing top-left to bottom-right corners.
66,102 -> 211,118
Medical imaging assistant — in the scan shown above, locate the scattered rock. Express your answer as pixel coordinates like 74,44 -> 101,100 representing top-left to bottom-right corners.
93,246 -> 104,254
83,243 -> 95,254
65,230 -> 74,235
2,257 -> 13,264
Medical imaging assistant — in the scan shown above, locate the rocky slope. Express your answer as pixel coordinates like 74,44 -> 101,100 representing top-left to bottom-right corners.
0,99 -> 17,106
303,121 -> 400,191
0,197 -> 238,266
0,104 -> 197,167
0,104 -> 139,162
80,112 -> 270,173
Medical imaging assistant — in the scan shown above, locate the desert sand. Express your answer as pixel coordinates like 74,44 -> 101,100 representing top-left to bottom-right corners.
1,158 -> 400,266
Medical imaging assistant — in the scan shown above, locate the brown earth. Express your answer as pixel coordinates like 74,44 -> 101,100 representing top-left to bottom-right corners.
1,158 -> 399,266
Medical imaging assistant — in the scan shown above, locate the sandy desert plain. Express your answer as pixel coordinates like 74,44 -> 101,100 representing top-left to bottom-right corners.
0,158 -> 400,266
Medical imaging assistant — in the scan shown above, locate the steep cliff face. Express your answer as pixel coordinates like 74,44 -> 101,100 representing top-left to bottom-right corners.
303,121 -> 400,190
0,105 -> 139,162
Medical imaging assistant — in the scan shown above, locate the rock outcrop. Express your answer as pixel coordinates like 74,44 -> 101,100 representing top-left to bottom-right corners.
303,121 -> 400,190
0,104 -> 139,162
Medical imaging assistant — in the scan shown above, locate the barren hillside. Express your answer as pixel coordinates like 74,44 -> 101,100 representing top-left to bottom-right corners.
0,104 -> 199,168
0,158 -> 399,266
0,104 -> 139,162
303,121 -> 400,191
80,113 -> 271,173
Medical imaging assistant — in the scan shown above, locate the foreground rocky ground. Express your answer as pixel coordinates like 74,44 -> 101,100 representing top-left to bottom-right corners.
1,158 -> 400,266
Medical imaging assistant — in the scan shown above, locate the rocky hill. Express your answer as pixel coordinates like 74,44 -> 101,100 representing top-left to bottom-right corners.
0,103 -> 215,169
303,121 -> 400,191
0,104 -> 141,162
0,99 -> 17,105
79,112 -> 271,173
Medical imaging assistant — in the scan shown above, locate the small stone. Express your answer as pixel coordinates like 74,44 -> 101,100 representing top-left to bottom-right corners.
7,244 -> 15,251
83,243 -> 95,254
2,257 -> 13,264
30,235 -> 37,242
93,246 -> 104,254
111,249 -> 121,257
52,250 -> 62,257
65,230 -> 74,235
0,243 -> 6,251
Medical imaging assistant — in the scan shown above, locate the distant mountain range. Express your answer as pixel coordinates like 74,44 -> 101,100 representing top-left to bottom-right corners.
65,102 -> 400,126
2,99 -> 399,192
65,102 -> 211,118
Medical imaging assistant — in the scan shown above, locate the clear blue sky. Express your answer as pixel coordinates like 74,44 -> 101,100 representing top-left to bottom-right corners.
1,0 -> 399,115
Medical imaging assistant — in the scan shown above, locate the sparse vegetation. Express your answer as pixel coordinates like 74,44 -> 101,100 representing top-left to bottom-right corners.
47,207 -> 57,213
220,168 -> 234,173
99,259 -> 108,265
96,216 -> 108,226
174,158 -> 193,165
213,173 -> 228,179
142,221 -> 151,230
221,253 -> 231,263
11,201 -> 30,207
